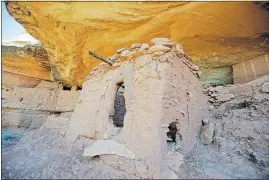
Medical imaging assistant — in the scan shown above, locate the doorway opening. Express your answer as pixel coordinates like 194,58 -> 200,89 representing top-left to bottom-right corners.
112,82 -> 126,127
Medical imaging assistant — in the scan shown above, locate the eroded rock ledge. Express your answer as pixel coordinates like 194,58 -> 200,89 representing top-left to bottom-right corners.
2,45 -> 51,88
6,2 -> 269,85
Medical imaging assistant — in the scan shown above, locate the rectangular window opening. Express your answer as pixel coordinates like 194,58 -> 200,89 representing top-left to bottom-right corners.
62,85 -> 72,91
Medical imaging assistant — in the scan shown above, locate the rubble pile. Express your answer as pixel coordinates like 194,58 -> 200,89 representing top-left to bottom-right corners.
90,38 -> 202,79
203,75 -> 269,107
202,84 -> 235,107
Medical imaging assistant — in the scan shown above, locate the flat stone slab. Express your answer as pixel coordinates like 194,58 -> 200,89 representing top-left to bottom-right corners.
83,140 -> 136,159
261,82 -> 269,93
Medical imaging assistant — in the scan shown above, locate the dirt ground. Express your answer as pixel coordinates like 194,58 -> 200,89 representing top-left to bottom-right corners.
1,76 -> 269,179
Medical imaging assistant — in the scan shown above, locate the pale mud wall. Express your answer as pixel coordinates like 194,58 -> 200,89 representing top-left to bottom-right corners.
2,87 -> 60,111
56,86 -> 81,112
66,58 -> 167,178
2,81 -> 80,129
66,50 -> 209,177
160,53 -> 209,154
2,71 -> 42,88
2,83 -> 80,111
233,53 -> 269,84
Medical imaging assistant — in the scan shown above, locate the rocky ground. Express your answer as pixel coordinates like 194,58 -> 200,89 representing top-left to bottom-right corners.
181,76 -> 269,179
2,76 -> 269,179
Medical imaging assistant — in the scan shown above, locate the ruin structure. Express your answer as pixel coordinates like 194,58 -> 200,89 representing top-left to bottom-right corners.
233,53 -> 269,84
66,39 -> 210,178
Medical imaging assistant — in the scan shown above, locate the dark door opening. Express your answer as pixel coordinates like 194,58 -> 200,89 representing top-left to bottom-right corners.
112,82 -> 126,127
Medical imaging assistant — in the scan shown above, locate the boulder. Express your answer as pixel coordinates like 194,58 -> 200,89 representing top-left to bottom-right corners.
200,122 -> 215,145
202,118 -> 209,125
130,43 -> 142,49
191,64 -> 199,71
261,82 -> 269,93
120,49 -> 131,57
139,43 -> 150,51
148,45 -> 171,53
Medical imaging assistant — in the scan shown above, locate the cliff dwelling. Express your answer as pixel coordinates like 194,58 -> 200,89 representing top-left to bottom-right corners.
64,39 -> 208,178
1,1 -> 269,179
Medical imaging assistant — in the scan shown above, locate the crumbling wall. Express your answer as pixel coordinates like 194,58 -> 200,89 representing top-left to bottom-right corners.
2,82 -> 80,129
233,53 -> 269,84
160,53 -> 209,154
66,39 -> 210,178
2,87 -> 60,111
66,57 -> 167,178
2,84 -> 80,112
56,85 -> 81,112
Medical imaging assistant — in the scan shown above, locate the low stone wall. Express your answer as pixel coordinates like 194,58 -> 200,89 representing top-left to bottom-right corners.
2,87 -> 59,111
233,53 -> 269,84
2,82 -> 81,129
56,86 -> 81,111
2,83 -> 80,112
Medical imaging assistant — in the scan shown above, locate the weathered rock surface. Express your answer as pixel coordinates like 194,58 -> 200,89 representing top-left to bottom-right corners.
232,53 -> 269,84
135,160 -> 148,178
83,140 -> 136,159
204,75 -> 269,106
6,2 -> 269,85
2,71 -> 269,179
215,93 -> 235,102
200,122 -> 215,145
163,150 -> 184,172
160,166 -> 179,179
2,45 -> 51,87
181,75 -> 269,179
261,82 -> 269,93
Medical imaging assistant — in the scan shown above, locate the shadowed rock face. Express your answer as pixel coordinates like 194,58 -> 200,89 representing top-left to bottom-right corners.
2,45 -> 51,87
6,2 -> 269,85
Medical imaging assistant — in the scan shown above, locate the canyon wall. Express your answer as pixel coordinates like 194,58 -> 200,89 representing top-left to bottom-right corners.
2,45 -> 51,87
6,2 -> 269,85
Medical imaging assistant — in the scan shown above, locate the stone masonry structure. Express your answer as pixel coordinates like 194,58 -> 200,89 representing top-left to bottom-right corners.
66,38 -> 210,178
2,81 -> 81,129
233,53 -> 269,84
